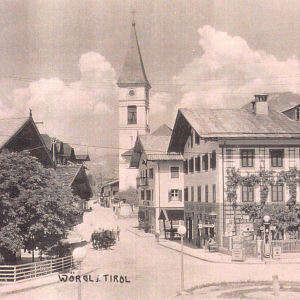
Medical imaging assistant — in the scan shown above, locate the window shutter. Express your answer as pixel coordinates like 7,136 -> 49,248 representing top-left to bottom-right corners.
178,190 -> 182,201
168,190 -> 171,201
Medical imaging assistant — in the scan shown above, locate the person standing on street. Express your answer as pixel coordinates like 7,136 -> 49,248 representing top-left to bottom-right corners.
116,226 -> 121,241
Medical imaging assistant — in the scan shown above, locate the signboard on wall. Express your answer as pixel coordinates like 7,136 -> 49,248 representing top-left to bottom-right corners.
240,223 -> 254,233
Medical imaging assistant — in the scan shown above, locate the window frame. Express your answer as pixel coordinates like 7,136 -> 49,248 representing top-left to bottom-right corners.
270,149 -> 284,168
169,189 -> 182,201
170,166 -> 179,178
149,168 -> 154,179
212,184 -> 216,203
271,183 -> 284,202
205,185 -> 209,202
197,185 -> 201,202
127,105 -> 137,124
242,185 -> 254,202
241,149 -> 255,168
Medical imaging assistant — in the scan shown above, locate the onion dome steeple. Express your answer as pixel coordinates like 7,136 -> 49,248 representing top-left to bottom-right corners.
117,17 -> 151,89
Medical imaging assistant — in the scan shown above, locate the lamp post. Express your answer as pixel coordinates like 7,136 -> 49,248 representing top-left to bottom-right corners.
177,225 -> 187,293
263,215 -> 271,258
73,247 -> 87,300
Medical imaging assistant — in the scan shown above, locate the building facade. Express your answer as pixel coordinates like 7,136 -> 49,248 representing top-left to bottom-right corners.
131,128 -> 184,235
169,95 -> 300,247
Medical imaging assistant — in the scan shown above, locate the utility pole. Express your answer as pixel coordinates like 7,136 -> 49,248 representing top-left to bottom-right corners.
51,137 -> 57,165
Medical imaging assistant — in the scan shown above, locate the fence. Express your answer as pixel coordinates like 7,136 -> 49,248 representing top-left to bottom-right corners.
271,240 -> 300,253
0,255 -> 75,282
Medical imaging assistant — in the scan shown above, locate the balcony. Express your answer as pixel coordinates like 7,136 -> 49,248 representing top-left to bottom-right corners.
136,176 -> 149,187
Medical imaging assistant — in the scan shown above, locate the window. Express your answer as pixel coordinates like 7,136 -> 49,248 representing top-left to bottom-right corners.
212,185 -> 216,203
195,133 -> 200,145
205,185 -> 209,202
195,156 -> 201,172
210,151 -> 216,169
184,187 -> 188,201
242,186 -> 254,202
189,158 -> 194,173
270,149 -> 284,168
169,189 -> 182,201
271,184 -> 284,202
241,149 -> 254,167
202,154 -> 209,171
296,107 -> 300,121
149,168 -> 154,179
184,159 -> 188,174
191,186 -> 194,202
171,166 -> 179,178
127,106 -> 137,124
146,190 -> 151,201
226,149 -> 233,160
197,186 -> 201,202
141,190 -> 145,200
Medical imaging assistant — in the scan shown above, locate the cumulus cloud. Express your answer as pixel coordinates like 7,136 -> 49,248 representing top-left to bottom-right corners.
174,25 -> 300,110
8,52 -> 117,151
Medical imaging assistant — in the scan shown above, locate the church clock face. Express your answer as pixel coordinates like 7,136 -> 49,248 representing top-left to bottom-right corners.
128,89 -> 136,97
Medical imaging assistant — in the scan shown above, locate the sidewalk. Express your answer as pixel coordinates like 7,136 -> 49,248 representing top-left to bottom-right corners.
127,226 -> 300,265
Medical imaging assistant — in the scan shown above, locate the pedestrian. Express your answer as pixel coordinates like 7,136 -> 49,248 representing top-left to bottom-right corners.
116,226 -> 121,241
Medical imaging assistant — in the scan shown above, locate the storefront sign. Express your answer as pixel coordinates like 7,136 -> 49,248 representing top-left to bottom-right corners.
232,248 -> 245,261
272,246 -> 281,259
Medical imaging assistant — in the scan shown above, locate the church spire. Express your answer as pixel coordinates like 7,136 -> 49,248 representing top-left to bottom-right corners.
117,17 -> 151,89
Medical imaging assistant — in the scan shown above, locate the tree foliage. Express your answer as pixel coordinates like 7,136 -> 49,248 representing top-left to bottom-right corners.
114,187 -> 139,207
0,152 -> 81,262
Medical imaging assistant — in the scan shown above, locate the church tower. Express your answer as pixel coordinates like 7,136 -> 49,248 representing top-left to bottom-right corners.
117,17 -> 151,191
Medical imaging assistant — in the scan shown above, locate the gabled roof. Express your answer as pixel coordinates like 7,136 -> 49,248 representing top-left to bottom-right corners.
169,108 -> 300,153
243,92 -> 300,113
117,22 -> 151,89
55,164 -> 93,199
131,134 -> 183,167
55,165 -> 81,187
0,117 -> 54,167
151,124 -> 172,136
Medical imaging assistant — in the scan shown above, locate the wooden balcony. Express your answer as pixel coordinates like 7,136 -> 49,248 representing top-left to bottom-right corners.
136,176 -> 148,187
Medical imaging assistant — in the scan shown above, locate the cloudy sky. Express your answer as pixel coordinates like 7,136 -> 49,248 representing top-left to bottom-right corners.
1,0 -> 300,156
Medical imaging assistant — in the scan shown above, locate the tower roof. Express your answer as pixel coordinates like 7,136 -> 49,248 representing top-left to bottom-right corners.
117,22 -> 151,89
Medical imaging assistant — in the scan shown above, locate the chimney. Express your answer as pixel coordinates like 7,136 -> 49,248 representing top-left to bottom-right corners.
252,94 -> 269,115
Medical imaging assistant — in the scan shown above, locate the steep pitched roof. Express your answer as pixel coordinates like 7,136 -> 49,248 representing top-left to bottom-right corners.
0,117 -> 54,167
169,107 -> 300,152
117,22 -> 151,89
151,124 -> 172,136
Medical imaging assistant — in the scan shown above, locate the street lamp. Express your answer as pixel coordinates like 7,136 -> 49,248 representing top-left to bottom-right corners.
177,225 -> 186,294
263,215 -> 271,258
73,247 -> 87,300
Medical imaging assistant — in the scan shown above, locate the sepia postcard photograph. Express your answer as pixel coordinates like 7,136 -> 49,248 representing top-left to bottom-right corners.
0,1 -> 300,299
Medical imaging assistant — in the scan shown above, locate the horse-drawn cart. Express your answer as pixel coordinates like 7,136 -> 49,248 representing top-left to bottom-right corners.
91,229 -> 116,250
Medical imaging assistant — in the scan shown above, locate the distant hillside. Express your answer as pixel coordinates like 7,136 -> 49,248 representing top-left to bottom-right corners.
85,152 -> 119,185
242,92 -> 300,112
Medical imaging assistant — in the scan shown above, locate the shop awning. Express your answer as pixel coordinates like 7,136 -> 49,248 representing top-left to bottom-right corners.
159,209 -> 184,221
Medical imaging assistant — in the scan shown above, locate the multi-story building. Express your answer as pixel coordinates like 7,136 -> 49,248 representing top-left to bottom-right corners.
169,94 -> 300,246
131,125 -> 184,235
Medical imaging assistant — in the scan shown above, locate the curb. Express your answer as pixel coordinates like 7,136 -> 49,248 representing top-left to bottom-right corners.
157,242 -> 300,265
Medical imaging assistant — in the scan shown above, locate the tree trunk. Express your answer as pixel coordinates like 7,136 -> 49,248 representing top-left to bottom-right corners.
2,249 -> 17,264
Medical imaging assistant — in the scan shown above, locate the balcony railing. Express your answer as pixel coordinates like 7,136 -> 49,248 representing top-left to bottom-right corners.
136,176 -> 149,187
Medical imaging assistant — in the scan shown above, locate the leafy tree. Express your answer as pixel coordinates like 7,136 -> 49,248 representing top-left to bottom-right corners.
0,151 -> 81,263
114,187 -> 139,207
